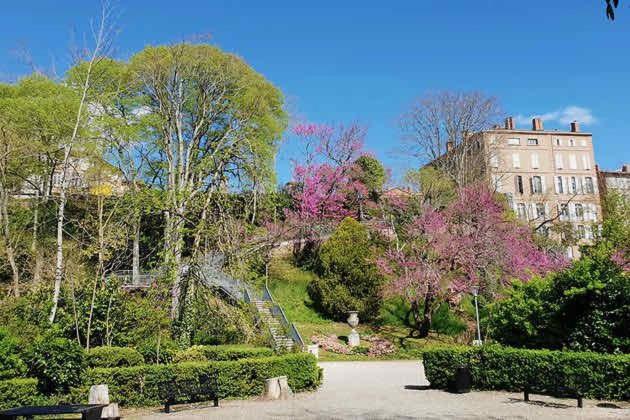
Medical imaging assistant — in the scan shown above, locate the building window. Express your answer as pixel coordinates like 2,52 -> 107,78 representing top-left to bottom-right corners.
492,175 -> 501,191
580,139 -> 587,147
531,153 -> 540,169
512,153 -> 521,168
560,204 -> 569,220
536,203 -> 545,219
569,139 -> 575,147
575,203 -> 584,220
585,177 -> 594,194
556,176 -> 564,194
577,225 -> 585,239
517,203 -> 527,220
515,175 -> 524,194
585,225 -> 593,240
527,138 -> 539,146
582,154 -> 591,170
570,176 -> 577,194
555,138 -> 561,146
555,154 -> 563,169
569,154 -> 577,169
531,176 -> 543,194
508,138 -> 520,146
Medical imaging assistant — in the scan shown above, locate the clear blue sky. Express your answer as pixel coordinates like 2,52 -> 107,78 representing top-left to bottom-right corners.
2,1 -> 628,184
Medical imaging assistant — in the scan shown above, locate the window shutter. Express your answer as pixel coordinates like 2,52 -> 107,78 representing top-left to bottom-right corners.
540,176 -> 546,194
529,177 -> 534,194
568,203 -> 575,220
555,154 -> 563,169
563,177 -> 569,194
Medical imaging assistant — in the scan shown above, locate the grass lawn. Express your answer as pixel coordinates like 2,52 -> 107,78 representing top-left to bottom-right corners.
266,256 -> 461,361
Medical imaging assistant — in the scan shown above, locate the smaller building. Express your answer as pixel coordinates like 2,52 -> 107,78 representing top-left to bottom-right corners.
597,164 -> 630,201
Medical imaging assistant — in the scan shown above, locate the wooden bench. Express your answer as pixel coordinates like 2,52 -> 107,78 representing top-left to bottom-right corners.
163,369 -> 220,413
0,404 -> 106,420
523,385 -> 583,408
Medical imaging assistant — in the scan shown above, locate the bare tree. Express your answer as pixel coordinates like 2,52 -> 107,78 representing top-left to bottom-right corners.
50,2 -> 116,323
400,91 -> 503,186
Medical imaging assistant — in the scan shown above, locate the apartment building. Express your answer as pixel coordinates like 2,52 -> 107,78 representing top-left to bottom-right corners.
482,117 -> 601,258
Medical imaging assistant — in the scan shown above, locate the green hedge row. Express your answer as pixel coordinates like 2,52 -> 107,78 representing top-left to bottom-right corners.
173,345 -> 275,363
423,345 -> 630,401
87,346 -> 145,368
77,353 -> 321,406
0,378 -> 48,410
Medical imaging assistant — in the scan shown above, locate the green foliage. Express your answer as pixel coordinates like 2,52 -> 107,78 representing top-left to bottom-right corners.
137,335 -> 180,364
77,353 -> 321,406
488,247 -> 629,353
353,155 -> 386,197
26,335 -> 86,394
86,346 -> 145,368
309,218 -> 383,321
188,295 -> 258,346
268,257 -> 329,324
423,345 -> 630,401
405,167 -> 456,208
173,345 -> 274,363
0,328 -> 27,380
0,378 -> 49,410
431,303 -> 467,336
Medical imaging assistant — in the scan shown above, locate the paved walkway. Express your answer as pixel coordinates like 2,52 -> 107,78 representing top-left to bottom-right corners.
130,361 -> 629,419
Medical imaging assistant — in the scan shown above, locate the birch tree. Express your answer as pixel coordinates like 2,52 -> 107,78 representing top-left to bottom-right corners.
128,43 -> 286,320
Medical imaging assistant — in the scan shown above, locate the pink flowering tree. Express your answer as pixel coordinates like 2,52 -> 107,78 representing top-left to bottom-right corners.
286,123 -> 369,238
377,183 -> 566,338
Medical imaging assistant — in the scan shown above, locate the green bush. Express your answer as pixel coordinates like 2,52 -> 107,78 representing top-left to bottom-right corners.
423,345 -> 630,400
488,248 -> 630,353
138,336 -> 179,364
86,346 -> 144,368
78,353 -> 321,406
0,328 -> 27,380
309,218 -> 383,321
173,345 -> 274,363
26,336 -> 86,394
0,378 -> 48,410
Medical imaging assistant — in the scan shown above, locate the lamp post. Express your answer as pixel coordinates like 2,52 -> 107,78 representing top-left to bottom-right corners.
471,285 -> 482,346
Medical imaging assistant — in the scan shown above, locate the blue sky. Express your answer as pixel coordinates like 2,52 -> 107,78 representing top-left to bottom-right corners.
1,1 -> 628,184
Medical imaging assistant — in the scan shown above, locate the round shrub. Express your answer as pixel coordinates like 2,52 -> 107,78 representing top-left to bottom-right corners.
0,328 -> 27,380
86,346 -> 144,368
309,218 -> 383,321
26,336 -> 86,393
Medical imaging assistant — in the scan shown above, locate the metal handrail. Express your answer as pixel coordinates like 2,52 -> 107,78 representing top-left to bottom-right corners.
263,284 -> 305,350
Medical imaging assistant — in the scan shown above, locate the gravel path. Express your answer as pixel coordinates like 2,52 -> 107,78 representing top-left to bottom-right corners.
129,360 -> 629,419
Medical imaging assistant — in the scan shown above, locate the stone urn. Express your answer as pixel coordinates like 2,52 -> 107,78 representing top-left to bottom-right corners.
347,311 -> 360,347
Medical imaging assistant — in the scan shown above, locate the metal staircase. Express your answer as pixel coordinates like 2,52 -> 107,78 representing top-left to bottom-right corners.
198,252 -> 304,352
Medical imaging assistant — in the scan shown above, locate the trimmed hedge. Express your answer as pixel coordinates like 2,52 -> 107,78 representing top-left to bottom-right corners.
423,345 -> 630,401
78,353 -> 321,406
87,346 -> 145,368
173,345 -> 274,363
0,378 -> 48,410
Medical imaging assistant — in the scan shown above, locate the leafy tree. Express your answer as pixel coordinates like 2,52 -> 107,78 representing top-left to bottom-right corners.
378,184 -> 564,337
308,217 -> 383,321
353,155 -> 386,197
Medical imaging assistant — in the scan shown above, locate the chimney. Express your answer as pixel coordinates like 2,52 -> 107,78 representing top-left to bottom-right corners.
504,116 -> 514,130
446,141 -> 454,152
532,118 -> 543,131
623,164 -> 629,173
570,121 -> 580,132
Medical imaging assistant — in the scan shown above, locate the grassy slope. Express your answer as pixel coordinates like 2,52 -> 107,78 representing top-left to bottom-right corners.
267,256 -> 458,360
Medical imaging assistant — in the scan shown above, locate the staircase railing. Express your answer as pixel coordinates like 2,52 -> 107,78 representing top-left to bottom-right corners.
262,284 -> 305,350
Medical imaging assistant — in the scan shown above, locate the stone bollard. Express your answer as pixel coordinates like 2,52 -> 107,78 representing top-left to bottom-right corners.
264,377 -> 281,400
278,376 -> 293,400
307,344 -> 319,359
89,384 -> 120,419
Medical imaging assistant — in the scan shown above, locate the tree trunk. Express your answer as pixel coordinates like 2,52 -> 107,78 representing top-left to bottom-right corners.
132,215 -> 140,283
0,189 -> 20,297
413,295 -> 434,339
31,194 -> 42,284
50,145 -> 71,323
